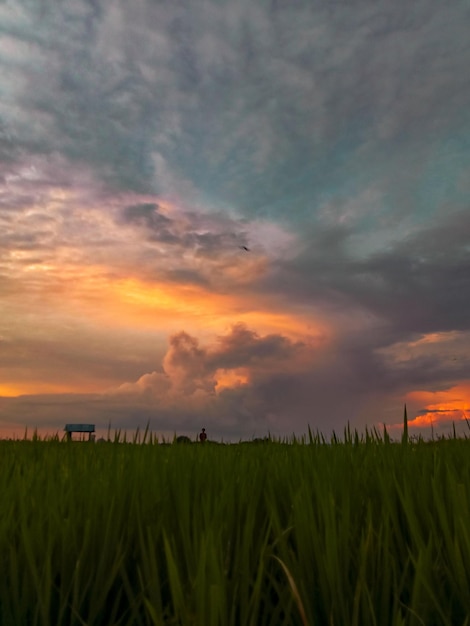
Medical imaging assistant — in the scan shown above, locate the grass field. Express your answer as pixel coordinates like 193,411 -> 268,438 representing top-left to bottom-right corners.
1,426 -> 470,625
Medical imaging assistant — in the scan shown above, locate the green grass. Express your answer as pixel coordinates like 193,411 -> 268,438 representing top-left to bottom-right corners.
1,431 -> 470,625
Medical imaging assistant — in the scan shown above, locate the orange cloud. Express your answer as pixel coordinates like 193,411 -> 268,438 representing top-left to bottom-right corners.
2,178 -> 331,405
2,260 -> 329,399
406,384 -> 470,428
214,369 -> 249,391
29,265 -> 327,340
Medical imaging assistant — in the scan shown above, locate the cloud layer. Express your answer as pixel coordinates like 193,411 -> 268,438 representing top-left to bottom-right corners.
1,0 -> 469,438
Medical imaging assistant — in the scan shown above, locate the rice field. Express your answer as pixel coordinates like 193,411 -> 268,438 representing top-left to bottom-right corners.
1,426 -> 470,625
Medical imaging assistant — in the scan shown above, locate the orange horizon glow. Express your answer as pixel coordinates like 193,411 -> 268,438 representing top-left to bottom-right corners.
405,385 -> 470,428
0,380 -> 106,398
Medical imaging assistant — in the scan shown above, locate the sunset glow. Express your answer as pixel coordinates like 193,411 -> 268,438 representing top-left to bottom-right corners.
1,0 -> 469,440
406,386 -> 470,429
215,370 -> 250,391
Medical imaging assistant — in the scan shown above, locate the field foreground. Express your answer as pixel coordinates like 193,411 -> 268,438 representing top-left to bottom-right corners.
1,436 -> 470,625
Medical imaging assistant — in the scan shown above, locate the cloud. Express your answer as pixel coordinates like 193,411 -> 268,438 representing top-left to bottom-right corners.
2,318 -> 470,439
0,155 -> 274,310
120,201 -> 249,257
122,203 -> 176,242
1,0 -> 468,215
262,207 -> 470,336
382,383 -> 470,438
0,323 -> 320,438
1,0 -> 469,441
2,153 -> 469,439
117,322 -> 308,398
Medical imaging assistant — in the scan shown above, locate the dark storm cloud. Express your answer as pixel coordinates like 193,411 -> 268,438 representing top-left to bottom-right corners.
155,323 -> 305,398
165,322 -> 302,377
208,323 -> 300,369
109,323 -> 422,435
356,215 -> 470,334
265,207 -> 470,336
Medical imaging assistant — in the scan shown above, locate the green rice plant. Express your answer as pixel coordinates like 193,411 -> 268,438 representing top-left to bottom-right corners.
1,429 -> 470,625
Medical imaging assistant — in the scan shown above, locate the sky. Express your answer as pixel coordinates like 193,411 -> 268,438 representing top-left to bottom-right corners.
1,0 -> 469,441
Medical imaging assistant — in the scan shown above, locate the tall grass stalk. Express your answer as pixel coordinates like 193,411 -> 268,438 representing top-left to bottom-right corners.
402,404 -> 409,445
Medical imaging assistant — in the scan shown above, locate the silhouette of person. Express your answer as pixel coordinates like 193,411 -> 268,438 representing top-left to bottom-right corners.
199,428 -> 207,443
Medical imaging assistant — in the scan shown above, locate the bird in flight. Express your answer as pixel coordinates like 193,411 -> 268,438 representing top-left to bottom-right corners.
239,245 -> 250,251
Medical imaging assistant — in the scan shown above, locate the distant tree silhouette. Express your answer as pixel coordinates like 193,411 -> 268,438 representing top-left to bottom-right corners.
175,435 -> 192,444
